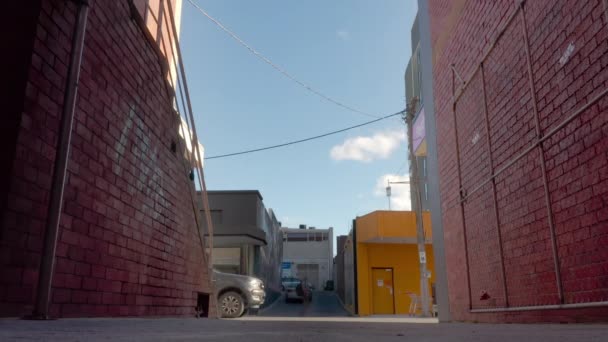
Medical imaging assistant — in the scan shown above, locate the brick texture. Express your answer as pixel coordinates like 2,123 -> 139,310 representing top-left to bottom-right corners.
430,0 -> 608,322
0,0 -> 215,317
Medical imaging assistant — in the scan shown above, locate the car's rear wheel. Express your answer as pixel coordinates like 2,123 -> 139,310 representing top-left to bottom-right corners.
219,291 -> 245,318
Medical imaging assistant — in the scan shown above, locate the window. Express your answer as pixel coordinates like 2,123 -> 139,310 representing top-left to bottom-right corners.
422,158 -> 427,177
417,48 -> 423,103
287,233 -> 308,242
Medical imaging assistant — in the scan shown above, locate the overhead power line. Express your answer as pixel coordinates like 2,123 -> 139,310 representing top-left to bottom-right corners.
186,0 -> 379,119
394,159 -> 408,176
205,110 -> 406,160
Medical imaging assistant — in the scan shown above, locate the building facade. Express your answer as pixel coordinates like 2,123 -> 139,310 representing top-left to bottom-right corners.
424,0 -> 608,322
335,235 -> 348,303
342,233 -> 356,313
202,191 -> 283,299
404,8 -> 451,322
404,12 -> 430,211
340,211 -> 434,316
0,0 -> 214,318
281,226 -> 333,290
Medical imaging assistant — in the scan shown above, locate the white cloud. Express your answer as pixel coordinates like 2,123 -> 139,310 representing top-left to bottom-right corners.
330,130 -> 406,162
336,29 -> 350,41
374,173 -> 411,211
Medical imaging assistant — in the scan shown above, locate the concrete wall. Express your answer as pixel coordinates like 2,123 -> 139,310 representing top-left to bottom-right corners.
354,211 -> 435,316
428,0 -> 608,322
343,231 -> 356,314
0,0 -> 213,317
336,235 -> 347,303
206,191 -> 261,228
258,209 -> 283,294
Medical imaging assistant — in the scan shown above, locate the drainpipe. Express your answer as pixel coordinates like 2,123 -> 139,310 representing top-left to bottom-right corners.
29,0 -> 89,320
352,219 -> 358,315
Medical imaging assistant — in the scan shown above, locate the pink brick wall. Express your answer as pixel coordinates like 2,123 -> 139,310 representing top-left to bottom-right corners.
429,0 -> 608,322
0,0 -> 214,317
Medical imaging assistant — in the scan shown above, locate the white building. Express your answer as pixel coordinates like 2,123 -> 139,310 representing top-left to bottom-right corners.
281,225 -> 333,290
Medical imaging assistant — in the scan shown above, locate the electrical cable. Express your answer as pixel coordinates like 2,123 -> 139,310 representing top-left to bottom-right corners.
186,0 -> 379,119
394,159 -> 408,176
205,109 -> 405,160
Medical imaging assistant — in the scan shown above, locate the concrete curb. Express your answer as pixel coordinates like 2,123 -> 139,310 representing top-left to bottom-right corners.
238,316 -> 439,323
334,291 -> 355,317
258,292 -> 284,315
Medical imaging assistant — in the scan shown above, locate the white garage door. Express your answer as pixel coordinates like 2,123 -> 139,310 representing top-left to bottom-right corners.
297,263 -> 320,289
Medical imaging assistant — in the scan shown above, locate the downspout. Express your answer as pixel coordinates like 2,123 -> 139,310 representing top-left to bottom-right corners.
29,0 -> 89,319
353,219 -> 358,315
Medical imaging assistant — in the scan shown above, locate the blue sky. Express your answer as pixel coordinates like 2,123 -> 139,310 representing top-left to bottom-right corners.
180,0 -> 418,247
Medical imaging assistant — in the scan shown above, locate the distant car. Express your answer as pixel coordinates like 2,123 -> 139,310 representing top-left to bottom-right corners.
213,270 -> 265,318
282,277 -> 312,303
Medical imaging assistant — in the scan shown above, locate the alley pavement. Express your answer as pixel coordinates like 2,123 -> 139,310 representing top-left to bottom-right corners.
258,290 -> 350,317
2,316 -> 608,341
2,293 -> 607,341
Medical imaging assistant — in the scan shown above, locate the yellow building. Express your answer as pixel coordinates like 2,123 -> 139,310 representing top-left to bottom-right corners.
347,210 -> 434,316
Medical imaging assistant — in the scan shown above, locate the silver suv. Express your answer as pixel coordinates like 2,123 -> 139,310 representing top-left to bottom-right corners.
213,270 -> 266,318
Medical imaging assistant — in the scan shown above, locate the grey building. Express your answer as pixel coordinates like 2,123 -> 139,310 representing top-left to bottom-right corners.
335,235 -> 348,303
404,12 -> 429,212
200,191 -> 283,296
403,3 -> 451,321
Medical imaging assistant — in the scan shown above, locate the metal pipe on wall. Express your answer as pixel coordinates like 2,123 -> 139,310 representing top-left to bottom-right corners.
451,67 -> 473,311
165,0 -> 215,269
460,84 -> 608,204
479,64 -> 509,307
451,4 -> 523,105
161,0 -> 210,276
519,2 -> 563,304
471,301 -> 608,313
30,0 -> 90,319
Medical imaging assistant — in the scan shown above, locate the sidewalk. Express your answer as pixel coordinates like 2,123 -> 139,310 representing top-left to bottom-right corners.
1,317 -> 607,341
238,315 -> 438,323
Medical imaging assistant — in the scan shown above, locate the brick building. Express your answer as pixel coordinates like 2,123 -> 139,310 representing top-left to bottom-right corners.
1,0 -> 214,317
421,0 -> 608,322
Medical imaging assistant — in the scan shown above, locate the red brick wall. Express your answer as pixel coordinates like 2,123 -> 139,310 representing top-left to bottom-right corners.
429,0 -> 608,322
0,0 -> 214,317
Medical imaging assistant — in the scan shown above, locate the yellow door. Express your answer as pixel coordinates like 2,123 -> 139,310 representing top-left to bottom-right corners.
371,268 -> 394,314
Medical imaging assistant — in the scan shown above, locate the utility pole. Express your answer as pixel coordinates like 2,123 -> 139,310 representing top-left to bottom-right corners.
404,99 -> 431,317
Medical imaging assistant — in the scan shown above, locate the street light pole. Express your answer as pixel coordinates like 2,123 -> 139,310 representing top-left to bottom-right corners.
404,99 -> 431,317
386,180 -> 392,210
387,180 -> 409,211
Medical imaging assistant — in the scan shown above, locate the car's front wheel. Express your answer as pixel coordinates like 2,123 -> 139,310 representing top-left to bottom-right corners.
219,291 -> 245,318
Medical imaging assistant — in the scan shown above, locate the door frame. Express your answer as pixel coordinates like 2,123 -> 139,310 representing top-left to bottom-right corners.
371,267 -> 396,314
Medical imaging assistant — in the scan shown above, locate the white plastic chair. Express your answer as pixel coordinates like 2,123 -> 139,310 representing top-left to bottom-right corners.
407,292 -> 422,316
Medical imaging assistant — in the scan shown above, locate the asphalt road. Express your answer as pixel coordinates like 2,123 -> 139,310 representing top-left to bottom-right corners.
259,290 -> 350,317
2,317 -> 608,341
